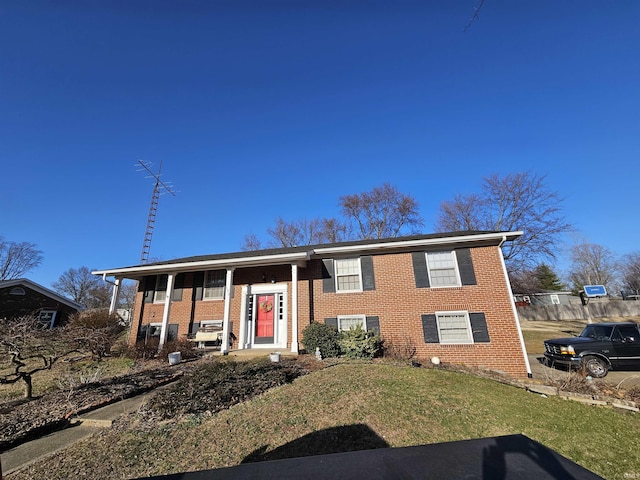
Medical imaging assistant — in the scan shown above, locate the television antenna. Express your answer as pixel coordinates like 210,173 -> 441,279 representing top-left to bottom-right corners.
136,160 -> 176,264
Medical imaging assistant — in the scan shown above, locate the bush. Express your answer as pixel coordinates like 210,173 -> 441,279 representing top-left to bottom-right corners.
339,326 -> 382,358
301,322 -> 342,358
382,335 -> 417,360
66,310 -> 125,361
126,337 -> 159,360
160,337 -> 199,361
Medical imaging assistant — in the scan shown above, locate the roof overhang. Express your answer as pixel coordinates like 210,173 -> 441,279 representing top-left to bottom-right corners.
312,231 -> 521,256
93,231 -> 522,281
93,251 -> 311,281
0,278 -> 86,311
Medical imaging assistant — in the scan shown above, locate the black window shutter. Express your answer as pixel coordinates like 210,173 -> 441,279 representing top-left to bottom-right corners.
366,316 -> 380,335
456,248 -> 477,286
470,312 -> 490,343
137,324 -> 148,341
190,322 -> 200,335
322,259 -> 335,293
168,324 -> 179,341
421,314 -> 439,343
361,256 -> 376,291
143,276 -> 156,304
193,272 -> 204,301
324,317 -> 338,329
412,252 -> 430,288
172,274 -> 184,301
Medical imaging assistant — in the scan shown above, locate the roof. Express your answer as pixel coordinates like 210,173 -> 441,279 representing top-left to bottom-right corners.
93,230 -> 522,281
0,278 -> 86,311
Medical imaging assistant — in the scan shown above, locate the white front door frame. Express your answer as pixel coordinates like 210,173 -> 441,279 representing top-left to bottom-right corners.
239,283 -> 288,350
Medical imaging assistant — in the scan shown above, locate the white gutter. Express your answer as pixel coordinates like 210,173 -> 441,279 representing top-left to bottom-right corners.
313,231 -> 522,255
497,235 -> 532,378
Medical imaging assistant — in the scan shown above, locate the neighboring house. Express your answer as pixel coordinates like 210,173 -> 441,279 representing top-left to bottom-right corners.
0,278 -> 85,327
514,291 -> 573,307
94,231 -> 532,378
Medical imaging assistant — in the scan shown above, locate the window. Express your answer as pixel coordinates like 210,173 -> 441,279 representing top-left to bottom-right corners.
335,258 -> 362,292
337,315 -> 366,332
550,294 -> 560,305
154,275 -> 168,303
9,287 -> 25,295
427,251 -> 460,287
38,310 -> 57,329
148,323 -> 163,337
203,270 -> 226,300
436,311 -> 473,344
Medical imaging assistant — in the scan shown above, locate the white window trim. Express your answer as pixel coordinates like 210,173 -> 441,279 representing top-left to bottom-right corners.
550,294 -> 560,305
39,310 -> 57,329
426,251 -> 461,288
153,275 -> 167,303
203,270 -> 225,301
337,314 -> 366,332
334,258 -> 363,293
435,310 -> 473,345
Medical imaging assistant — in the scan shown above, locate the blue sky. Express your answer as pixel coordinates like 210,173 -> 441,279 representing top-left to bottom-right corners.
1,0 -> 639,288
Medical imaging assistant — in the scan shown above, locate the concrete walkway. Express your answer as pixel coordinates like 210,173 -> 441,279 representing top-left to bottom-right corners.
1,389 -> 156,475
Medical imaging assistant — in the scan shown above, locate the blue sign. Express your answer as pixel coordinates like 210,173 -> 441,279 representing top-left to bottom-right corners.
583,285 -> 607,297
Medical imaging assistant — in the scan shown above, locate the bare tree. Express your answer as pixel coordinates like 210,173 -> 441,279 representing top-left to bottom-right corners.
340,183 -> 423,240
0,237 -> 43,281
568,242 -> 619,294
620,252 -> 640,294
263,217 -> 351,248
242,233 -> 263,251
119,281 -> 138,310
435,172 -> 572,274
0,316 -> 78,398
52,266 -> 112,309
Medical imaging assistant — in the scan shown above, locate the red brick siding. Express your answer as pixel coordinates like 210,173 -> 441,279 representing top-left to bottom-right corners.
129,245 -> 528,377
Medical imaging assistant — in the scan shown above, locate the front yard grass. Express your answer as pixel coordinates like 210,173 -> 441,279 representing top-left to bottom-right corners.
8,360 -> 640,480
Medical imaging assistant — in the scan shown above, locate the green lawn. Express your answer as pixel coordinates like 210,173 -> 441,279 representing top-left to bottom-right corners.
9,361 -> 639,480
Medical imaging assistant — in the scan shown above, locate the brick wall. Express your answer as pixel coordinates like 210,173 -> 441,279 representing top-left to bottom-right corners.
129,245 -> 529,378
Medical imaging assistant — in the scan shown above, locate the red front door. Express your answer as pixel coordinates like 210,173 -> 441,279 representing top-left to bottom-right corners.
255,294 -> 275,342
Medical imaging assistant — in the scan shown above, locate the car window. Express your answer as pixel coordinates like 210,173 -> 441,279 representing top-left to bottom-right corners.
617,326 -> 640,342
580,325 -> 614,340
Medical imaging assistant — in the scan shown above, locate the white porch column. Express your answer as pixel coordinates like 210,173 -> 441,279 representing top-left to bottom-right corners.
158,273 -> 175,351
221,268 -> 235,354
109,278 -> 121,315
290,263 -> 299,353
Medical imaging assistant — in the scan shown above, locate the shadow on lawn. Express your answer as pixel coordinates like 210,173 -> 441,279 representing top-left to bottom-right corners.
241,424 -> 389,463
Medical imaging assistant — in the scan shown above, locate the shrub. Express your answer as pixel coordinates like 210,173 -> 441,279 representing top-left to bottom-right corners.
382,335 -> 417,360
125,337 -> 159,360
160,337 -> 199,361
339,325 -> 382,358
301,322 -> 342,358
66,310 -> 125,361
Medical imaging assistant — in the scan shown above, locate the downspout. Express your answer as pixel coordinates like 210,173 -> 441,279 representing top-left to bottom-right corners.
498,235 -> 533,378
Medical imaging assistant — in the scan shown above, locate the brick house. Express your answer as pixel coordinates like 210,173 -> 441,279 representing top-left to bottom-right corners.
94,231 -> 532,377
0,278 -> 85,327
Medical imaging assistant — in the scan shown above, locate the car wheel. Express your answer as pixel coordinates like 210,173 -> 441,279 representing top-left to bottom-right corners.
582,356 -> 609,378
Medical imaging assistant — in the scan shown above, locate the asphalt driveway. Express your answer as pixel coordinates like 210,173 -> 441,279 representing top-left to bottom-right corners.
528,354 -> 640,389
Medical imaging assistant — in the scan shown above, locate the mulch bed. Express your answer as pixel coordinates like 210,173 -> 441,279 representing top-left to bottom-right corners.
0,362 -> 191,451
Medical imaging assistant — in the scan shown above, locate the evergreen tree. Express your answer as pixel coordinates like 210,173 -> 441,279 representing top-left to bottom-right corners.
534,264 -> 565,291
